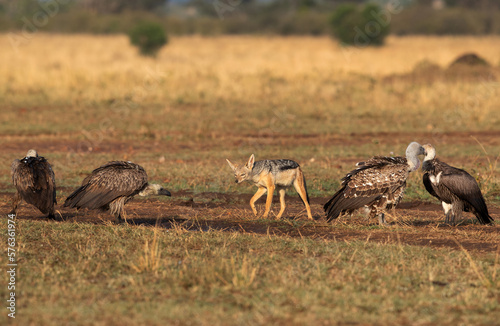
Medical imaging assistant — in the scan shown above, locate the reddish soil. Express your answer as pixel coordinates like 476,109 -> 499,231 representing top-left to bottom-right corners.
2,131 -> 498,254
2,190 -> 498,255
2,130 -> 500,155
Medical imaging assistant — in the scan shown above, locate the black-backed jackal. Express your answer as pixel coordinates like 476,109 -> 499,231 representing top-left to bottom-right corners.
226,154 -> 313,220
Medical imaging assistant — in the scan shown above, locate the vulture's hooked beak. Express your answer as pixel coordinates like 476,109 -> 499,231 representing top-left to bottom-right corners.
159,188 -> 172,196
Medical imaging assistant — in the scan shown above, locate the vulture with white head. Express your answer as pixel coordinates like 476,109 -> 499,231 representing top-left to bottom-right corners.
324,142 -> 425,225
10,149 -> 57,219
64,161 -> 171,223
421,144 -> 493,225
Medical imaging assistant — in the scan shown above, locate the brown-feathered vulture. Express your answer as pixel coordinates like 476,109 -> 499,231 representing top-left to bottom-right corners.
64,161 -> 171,223
10,149 -> 57,219
422,144 -> 493,225
324,142 -> 425,225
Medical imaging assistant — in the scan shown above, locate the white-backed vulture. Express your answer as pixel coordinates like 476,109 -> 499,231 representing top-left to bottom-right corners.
10,149 -> 57,219
422,144 -> 493,225
324,142 -> 425,225
64,161 -> 171,223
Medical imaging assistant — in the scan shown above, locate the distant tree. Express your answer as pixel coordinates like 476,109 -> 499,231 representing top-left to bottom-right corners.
80,0 -> 167,14
128,21 -> 167,57
361,3 -> 390,45
330,3 -> 390,46
330,4 -> 361,44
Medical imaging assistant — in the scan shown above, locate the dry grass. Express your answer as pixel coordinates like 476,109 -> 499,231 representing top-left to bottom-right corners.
0,34 -> 499,197
0,34 -> 499,325
1,34 -> 499,135
0,218 -> 499,326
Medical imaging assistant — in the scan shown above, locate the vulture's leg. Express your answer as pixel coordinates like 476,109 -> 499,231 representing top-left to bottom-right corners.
361,207 -> 371,220
116,214 -> 125,224
375,196 -> 389,226
110,199 -> 127,224
442,202 -> 452,224
444,211 -> 451,224
120,208 -> 129,224
368,206 -> 377,222
115,208 -> 129,224
378,213 -> 389,226
9,192 -> 21,216
47,207 -> 56,220
114,206 -> 126,224
450,212 -> 457,225
451,202 -> 464,225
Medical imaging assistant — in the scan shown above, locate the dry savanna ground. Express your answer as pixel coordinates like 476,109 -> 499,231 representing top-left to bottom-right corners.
0,34 -> 499,325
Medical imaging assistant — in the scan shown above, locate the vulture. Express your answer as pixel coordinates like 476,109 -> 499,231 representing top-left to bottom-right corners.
422,144 -> 493,225
64,161 -> 171,223
324,142 -> 425,225
10,149 -> 57,219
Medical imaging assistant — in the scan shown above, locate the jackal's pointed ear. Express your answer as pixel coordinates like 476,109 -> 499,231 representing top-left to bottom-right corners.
226,159 -> 236,171
246,154 -> 255,169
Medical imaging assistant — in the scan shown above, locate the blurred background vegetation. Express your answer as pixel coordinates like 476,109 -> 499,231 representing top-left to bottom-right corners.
1,0 -> 500,37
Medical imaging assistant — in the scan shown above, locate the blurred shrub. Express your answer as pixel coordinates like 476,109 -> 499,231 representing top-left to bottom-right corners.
360,3 -> 390,45
330,3 -> 390,46
128,21 -> 167,56
330,4 -> 360,44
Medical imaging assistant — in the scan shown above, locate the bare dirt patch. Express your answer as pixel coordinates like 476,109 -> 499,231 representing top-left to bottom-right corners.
2,190 -> 498,255
2,130 -> 498,255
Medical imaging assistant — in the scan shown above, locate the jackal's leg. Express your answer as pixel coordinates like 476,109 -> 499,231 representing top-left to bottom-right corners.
276,187 -> 286,219
293,176 -> 313,220
250,187 -> 267,216
9,192 -> 21,216
263,184 -> 275,218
